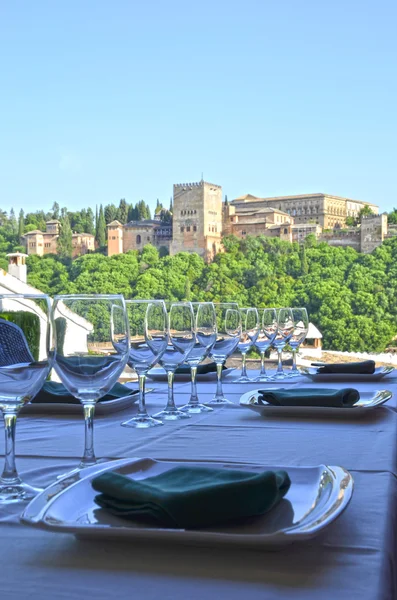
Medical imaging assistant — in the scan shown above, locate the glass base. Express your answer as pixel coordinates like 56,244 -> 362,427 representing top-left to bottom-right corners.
206,397 -> 235,405
272,371 -> 288,380
56,457 -> 105,480
0,480 -> 42,504
287,370 -> 302,378
254,374 -> 274,382
153,408 -> 191,421
121,415 -> 163,428
232,375 -> 252,383
180,402 -> 213,414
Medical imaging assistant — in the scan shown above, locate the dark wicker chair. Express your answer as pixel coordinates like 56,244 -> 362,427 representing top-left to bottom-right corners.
0,318 -> 34,367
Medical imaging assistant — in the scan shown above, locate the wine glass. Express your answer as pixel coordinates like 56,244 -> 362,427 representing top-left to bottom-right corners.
233,308 -> 260,383
147,302 -> 195,420
180,302 -> 217,414
121,300 -> 168,428
207,302 -> 241,405
272,308 -> 295,380
0,294 -> 54,503
288,307 -> 309,378
52,294 -> 129,469
254,308 -> 278,382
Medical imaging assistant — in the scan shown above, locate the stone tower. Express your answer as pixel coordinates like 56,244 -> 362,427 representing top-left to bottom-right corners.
170,180 -> 223,261
6,252 -> 28,283
107,220 -> 123,256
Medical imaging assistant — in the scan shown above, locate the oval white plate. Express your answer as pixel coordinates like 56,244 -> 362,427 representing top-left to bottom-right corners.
240,389 -> 392,417
21,457 -> 353,548
301,366 -> 394,383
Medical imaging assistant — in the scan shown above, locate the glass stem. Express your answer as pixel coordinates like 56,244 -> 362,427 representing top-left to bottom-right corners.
291,348 -> 298,373
0,411 -> 20,484
166,370 -> 176,411
189,366 -> 198,406
241,353 -> 247,378
81,403 -> 96,467
215,362 -> 224,400
260,351 -> 266,376
137,373 -> 148,416
276,348 -> 284,374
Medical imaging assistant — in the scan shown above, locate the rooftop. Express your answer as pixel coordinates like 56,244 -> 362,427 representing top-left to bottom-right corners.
231,193 -> 379,207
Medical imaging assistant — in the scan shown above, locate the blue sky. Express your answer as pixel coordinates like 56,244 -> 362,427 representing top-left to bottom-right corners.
0,0 -> 396,215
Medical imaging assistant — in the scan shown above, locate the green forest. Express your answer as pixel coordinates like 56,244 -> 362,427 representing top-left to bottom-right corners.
2,205 -> 397,353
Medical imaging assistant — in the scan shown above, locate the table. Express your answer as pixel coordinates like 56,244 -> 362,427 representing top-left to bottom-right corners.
1,370 -> 397,600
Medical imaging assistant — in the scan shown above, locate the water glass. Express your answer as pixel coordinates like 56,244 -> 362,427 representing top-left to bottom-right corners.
52,294 -> 129,469
254,308 -> 278,382
208,303 -> 241,404
180,302 -> 217,414
0,294 -> 54,503
233,308 -> 260,382
122,300 -> 168,428
272,308 -> 294,380
148,302 -> 195,420
288,307 -> 309,377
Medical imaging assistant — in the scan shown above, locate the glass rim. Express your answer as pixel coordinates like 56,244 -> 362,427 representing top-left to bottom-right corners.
53,294 -> 125,300
125,299 -> 165,304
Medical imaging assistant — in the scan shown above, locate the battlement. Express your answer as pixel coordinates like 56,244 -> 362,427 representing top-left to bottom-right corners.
174,180 -> 221,190
361,212 -> 387,222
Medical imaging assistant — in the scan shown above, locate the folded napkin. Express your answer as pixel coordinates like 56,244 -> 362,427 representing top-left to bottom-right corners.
32,381 -> 135,404
92,466 -> 291,529
312,360 -> 375,375
258,387 -> 360,408
175,362 -> 222,375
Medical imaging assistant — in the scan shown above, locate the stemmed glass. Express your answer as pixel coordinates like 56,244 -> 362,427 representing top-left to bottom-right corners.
207,302 -> 241,405
233,308 -> 260,382
121,300 -> 168,428
0,294 -> 54,503
288,307 -> 309,378
254,308 -> 278,382
52,294 -> 129,469
272,308 -> 295,380
180,302 -> 217,414
147,302 -> 195,421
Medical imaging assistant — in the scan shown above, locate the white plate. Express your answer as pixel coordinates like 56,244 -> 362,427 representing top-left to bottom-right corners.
301,366 -> 394,383
147,368 -> 234,382
20,392 -> 139,416
240,389 -> 392,417
21,457 -> 353,547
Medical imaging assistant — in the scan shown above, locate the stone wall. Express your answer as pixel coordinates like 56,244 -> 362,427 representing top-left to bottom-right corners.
319,229 -> 361,250
360,213 -> 387,254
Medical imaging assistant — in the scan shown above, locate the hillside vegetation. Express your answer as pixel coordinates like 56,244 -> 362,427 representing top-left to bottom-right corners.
2,234 -> 396,353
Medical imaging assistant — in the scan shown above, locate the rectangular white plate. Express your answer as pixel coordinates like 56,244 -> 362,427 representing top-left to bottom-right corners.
147,368 -> 234,382
21,457 -> 353,547
20,392 -> 140,416
302,366 -> 394,383
240,389 -> 392,417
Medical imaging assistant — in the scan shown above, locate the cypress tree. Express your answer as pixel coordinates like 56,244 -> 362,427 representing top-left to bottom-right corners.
169,197 -> 173,213
9,208 -> 17,234
118,198 -> 128,224
57,213 -> 73,259
18,209 -> 25,238
97,204 -> 106,247
86,208 -> 95,234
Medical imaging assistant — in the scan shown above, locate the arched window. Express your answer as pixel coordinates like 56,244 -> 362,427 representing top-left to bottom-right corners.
136,234 -> 141,244
284,228 -> 288,234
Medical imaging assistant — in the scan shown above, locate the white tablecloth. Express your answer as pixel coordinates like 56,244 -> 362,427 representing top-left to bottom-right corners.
1,370 -> 397,600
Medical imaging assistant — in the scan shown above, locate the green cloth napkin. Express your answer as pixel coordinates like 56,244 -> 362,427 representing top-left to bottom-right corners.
313,360 -> 375,375
31,381 -> 136,405
258,387 -> 360,407
92,466 -> 291,529
175,362 -> 222,375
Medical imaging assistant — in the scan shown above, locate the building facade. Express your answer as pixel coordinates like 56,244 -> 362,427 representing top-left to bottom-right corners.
24,220 -> 95,258
229,193 -> 379,229
106,181 -> 383,259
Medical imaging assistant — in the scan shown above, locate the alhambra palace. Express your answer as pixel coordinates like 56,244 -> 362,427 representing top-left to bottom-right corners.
24,180 -> 389,260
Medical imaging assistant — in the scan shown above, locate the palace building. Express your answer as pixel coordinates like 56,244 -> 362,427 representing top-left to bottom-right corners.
107,180 -> 382,260
24,220 -> 95,258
